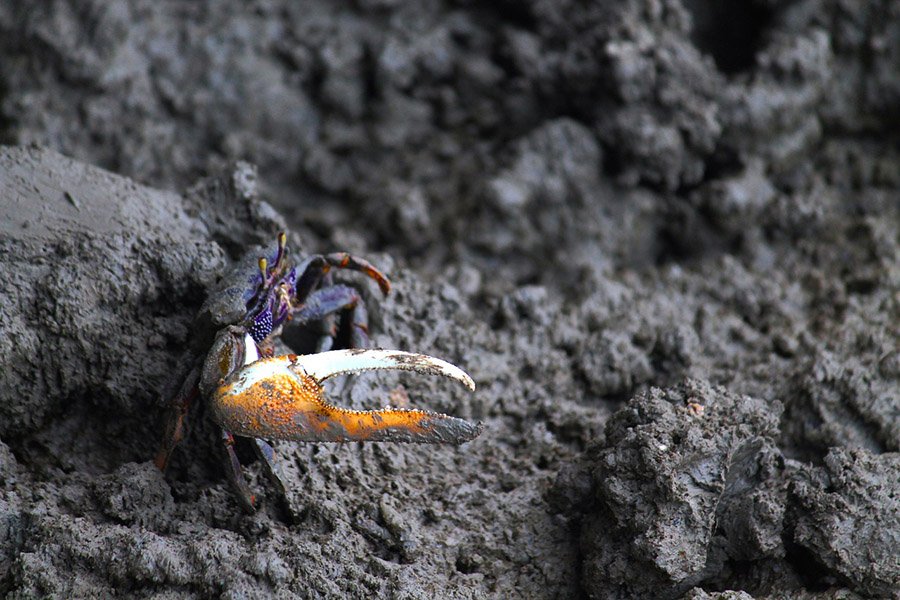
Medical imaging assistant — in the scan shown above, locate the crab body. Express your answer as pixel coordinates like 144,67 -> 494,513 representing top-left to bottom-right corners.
156,233 -> 480,512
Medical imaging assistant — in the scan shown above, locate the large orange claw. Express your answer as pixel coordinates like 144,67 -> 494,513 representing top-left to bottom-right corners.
210,341 -> 481,445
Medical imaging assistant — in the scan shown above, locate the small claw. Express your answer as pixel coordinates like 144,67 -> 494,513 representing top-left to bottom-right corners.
210,350 -> 481,445
199,328 -> 258,397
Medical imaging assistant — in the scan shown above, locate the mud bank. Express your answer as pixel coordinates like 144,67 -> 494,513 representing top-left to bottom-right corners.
1,145 -> 896,598
1,0 -> 899,598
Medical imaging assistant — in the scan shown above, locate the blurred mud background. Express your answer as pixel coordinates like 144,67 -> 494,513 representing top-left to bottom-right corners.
0,1 -> 898,598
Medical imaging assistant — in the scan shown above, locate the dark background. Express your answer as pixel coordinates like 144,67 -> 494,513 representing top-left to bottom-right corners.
0,1 -> 897,598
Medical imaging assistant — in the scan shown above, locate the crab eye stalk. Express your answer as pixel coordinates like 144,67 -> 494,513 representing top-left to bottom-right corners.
258,257 -> 268,279
263,232 -> 288,281
275,231 -> 287,266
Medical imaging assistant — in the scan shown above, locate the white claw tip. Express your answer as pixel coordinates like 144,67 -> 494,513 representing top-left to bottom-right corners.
289,349 -> 476,391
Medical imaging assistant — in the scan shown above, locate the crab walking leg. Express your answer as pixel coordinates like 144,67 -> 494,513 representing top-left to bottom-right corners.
315,314 -> 337,353
292,284 -> 371,349
293,253 -> 391,301
322,253 -> 391,295
220,430 -> 257,513
210,351 -> 481,444
313,272 -> 338,352
154,364 -> 201,471
252,438 -> 288,499
347,302 -> 370,350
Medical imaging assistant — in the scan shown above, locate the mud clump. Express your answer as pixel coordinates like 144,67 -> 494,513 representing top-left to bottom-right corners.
562,381 -> 787,599
790,449 -> 900,598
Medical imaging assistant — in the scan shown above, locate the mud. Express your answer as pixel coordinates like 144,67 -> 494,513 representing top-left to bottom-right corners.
1,0 -> 898,598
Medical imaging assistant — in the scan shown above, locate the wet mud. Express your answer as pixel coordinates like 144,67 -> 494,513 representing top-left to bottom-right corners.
1,1 -> 898,598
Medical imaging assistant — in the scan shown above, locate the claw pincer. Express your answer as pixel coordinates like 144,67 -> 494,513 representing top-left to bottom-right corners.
211,345 -> 480,444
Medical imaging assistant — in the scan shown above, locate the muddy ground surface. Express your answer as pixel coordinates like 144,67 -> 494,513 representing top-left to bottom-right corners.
0,1 -> 898,598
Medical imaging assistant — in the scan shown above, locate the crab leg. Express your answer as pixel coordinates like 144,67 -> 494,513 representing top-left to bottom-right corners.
293,284 -> 370,348
210,350 -> 481,445
154,364 -> 201,471
220,430 -> 257,513
292,253 -> 391,300
322,253 -> 392,295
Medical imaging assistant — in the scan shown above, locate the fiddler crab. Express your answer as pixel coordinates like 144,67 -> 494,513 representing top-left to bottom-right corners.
155,232 -> 481,511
